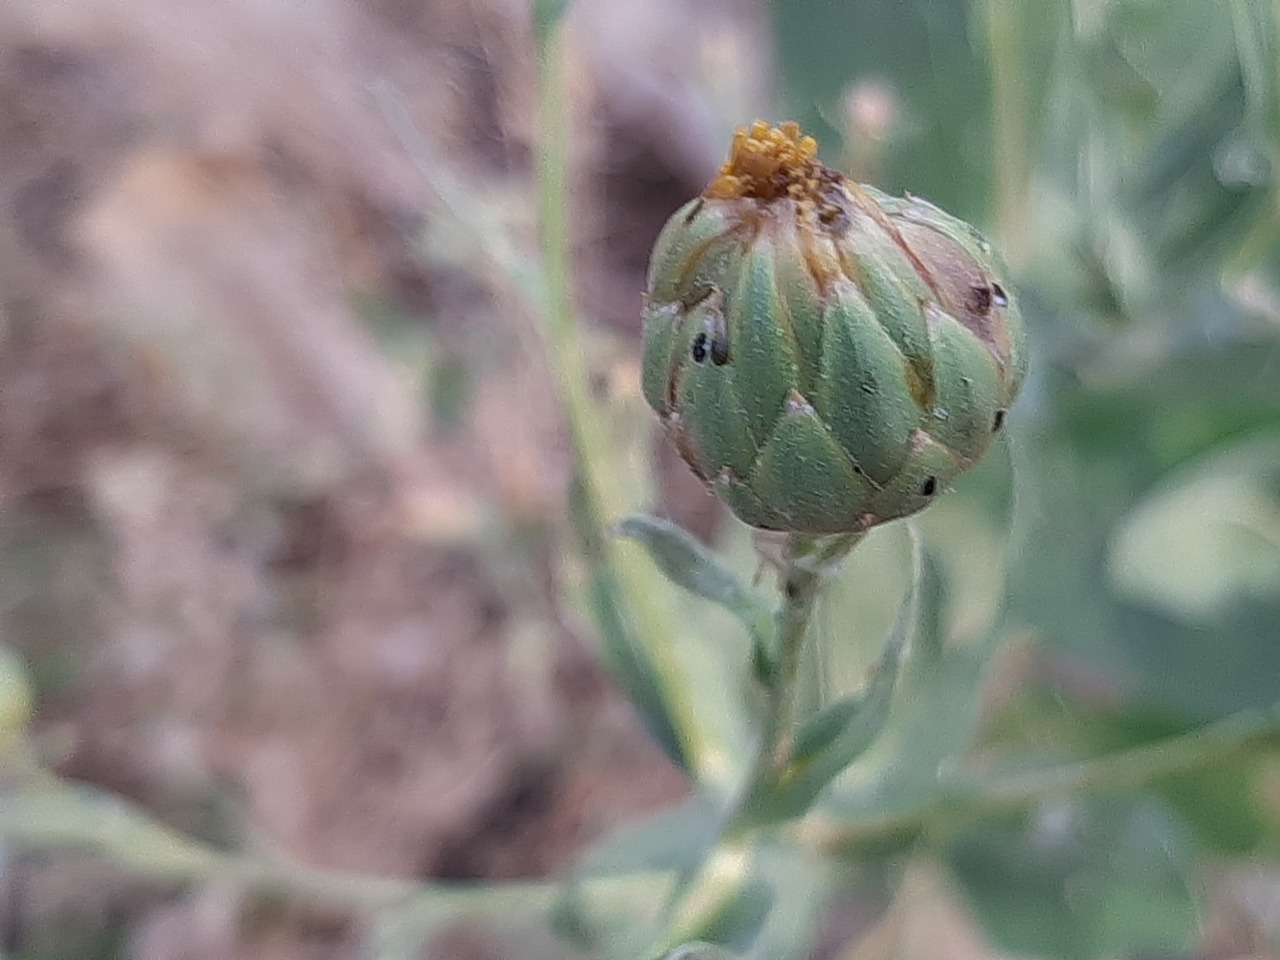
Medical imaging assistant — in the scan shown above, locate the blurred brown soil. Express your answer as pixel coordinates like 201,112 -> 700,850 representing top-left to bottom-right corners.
0,0 -> 770,956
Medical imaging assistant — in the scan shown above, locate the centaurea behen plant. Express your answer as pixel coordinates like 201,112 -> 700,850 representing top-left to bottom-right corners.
632,121 -> 1027,855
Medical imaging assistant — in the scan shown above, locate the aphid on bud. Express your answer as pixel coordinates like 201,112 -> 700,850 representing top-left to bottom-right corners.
691,332 -> 709,363
706,308 -> 730,365
688,304 -> 730,365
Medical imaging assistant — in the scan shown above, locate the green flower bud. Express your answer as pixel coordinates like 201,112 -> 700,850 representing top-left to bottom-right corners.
641,122 -> 1028,535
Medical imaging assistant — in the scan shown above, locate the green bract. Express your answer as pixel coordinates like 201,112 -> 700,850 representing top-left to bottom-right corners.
641,122 -> 1028,535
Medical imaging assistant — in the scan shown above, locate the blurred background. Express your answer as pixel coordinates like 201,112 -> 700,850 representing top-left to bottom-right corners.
1,0 -> 1279,958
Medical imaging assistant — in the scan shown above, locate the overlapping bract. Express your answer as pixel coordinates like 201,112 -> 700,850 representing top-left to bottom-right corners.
642,122 -> 1027,534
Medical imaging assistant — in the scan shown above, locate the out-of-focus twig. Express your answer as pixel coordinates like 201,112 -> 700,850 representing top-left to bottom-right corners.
805,698 -> 1280,856
0,768 -> 669,932
984,0 -> 1034,260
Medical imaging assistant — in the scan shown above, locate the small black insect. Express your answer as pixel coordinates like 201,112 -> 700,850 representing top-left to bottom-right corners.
691,332 -> 709,363
691,313 -> 730,365
921,476 -> 938,497
992,408 -> 1007,433
991,282 -> 1008,307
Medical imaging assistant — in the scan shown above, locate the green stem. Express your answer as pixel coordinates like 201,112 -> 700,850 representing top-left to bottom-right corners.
767,545 -> 828,763
659,534 -> 861,944
726,533 -> 861,834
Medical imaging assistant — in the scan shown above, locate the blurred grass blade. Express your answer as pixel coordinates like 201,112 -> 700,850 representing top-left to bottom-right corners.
615,515 -> 775,654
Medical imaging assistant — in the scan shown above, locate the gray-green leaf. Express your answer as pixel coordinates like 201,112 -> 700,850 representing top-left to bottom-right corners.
615,514 -> 775,656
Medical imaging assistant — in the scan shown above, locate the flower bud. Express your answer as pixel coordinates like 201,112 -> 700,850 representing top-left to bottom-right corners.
642,121 -> 1027,534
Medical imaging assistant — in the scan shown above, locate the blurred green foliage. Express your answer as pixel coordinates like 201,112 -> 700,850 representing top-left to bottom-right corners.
3,1 -> 1280,958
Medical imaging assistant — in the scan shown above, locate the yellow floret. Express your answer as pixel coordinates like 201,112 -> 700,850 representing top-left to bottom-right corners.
705,120 -> 824,203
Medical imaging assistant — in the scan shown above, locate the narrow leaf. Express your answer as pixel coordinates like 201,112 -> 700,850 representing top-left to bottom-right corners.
909,550 -> 948,666
576,797 -> 720,878
584,569 -> 688,771
615,514 -> 775,654
573,491 -> 690,772
789,685 -> 886,767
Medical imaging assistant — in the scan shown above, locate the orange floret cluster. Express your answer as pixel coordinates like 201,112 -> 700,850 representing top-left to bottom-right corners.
704,120 -> 826,204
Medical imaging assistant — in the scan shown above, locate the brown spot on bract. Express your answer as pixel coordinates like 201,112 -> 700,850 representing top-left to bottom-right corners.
967,283 -> 992,315
895,219 -> 1012,363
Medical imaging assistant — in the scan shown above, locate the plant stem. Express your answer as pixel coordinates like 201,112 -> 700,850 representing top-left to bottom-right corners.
804,698 -> 1280,856
727,533 -> 861,833
0,771 -> 669,935
970,699 -> 1280,808
766,543 -> 827,766
660,534 -> 862,944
